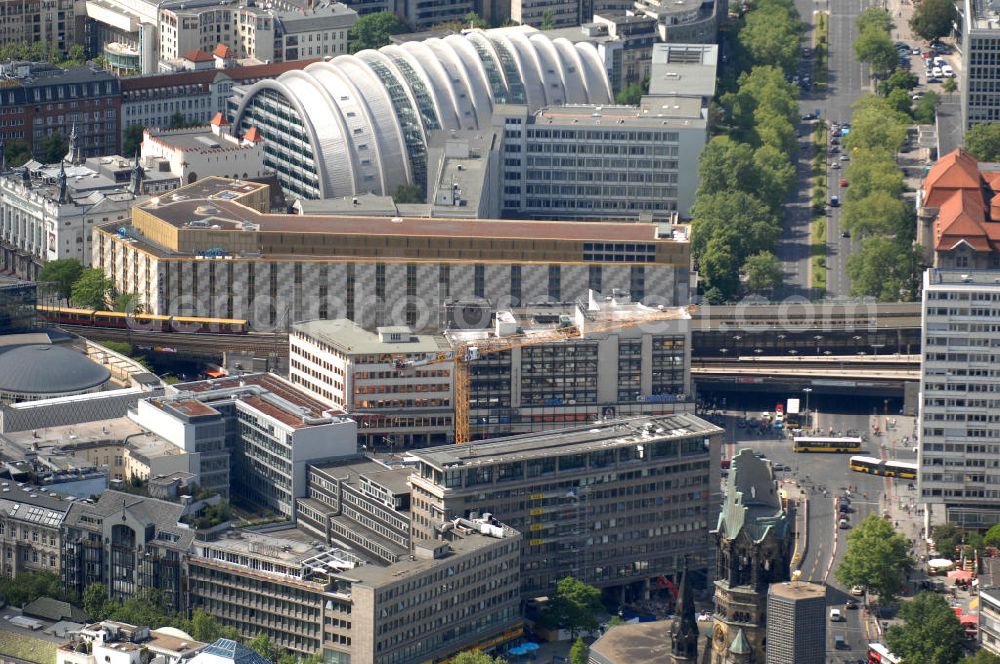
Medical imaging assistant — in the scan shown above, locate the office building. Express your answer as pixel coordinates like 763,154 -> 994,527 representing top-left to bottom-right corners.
132,372 -> 356,515
231,26 -> 612,200
0,0 -> 80,56
0,282 -> 41,333
187,519 -> 522,662
958,0 -> 1000,128
61,490 -> 194,612
0,151 -> 178,279
0,62 -> 120,161
633,0 -> 723,42
59,621 -> 206,664
0,483 -> 69,578
980,559 -> 1000,654
157,1 -> 356,68
706,449 -> 791,664
140,119 -> 269,185
119,60 -> 320,144
918,269 -> 1000,528
409,413 -> 722,598
765,582 -> 826,664
93,176 -> 692,331
916,148 -> 1000,269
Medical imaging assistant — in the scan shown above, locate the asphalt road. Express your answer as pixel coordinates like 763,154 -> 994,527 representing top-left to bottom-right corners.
723,412 -> 909,662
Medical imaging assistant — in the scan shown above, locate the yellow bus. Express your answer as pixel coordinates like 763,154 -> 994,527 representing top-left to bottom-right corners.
792,436 -> 862,453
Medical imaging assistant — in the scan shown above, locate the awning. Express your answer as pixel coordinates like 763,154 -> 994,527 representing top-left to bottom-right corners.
205,369 -> 227,378
928,558 -> 955,569
960,615 -> 978,625
948,569 -> 973,581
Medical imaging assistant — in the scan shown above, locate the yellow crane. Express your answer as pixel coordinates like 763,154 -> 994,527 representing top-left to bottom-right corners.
396,305 -> 697,443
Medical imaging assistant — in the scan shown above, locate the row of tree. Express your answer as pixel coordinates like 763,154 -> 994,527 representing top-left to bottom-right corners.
4,133 -> 69,168
839,93 -> 923,301
39,258 -> 141,311
693,0 -> 802,302
0,43 -> 87,68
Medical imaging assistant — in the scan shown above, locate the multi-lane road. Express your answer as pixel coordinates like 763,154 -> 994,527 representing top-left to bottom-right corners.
779,0 -> 876,299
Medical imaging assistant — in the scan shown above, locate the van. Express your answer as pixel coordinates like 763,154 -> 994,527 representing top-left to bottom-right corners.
830,608 -> 843,622
834,635 -> 846,650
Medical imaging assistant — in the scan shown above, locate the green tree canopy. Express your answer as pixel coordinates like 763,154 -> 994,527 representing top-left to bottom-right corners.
964,123 -> 1000,161
886,592 -> 965,664
739,2 -> 802,75
696,137 -> 760,196
835,512 -> 914,601
943,77 -> 958,94
842,190 -> 912,238
910,0 -> 958,42
844,149 -> 906,201
39,258 -> 84,301
186,608 -> 239,643
248,634 -> 282,662
856,7 -> 895,34
0,572 -> 72,607
742,251 -> 783,293
545,576 -> 604,638
42,132 -> 68,164
880,69 -> 919,96
691,190 -> 777,261
853,25 -> 899,77
886,88 -> 913,116
452,651 -> 507,664
615,80 -> 646,105
569,637 -> 589,664
914,91 -> 941,124
985,523 -> 1000,548
83,583 -> 111,620
123,125 -> 146,158
4,139 -> 32,167
962,650 -> 1000,664
752,144 -> 796,210
847,237 -> 921,302
393,183 -> 425,204
845,95 -> 910,153
71,268 -> 115,309
348,12 -> 408,52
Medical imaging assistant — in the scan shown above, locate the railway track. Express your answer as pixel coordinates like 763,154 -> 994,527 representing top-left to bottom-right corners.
58,324 -> 288,358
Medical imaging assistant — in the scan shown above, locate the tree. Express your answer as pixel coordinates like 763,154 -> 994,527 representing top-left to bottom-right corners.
842,190 -> 912,238
743,251 -> 783,293
393,183 -> 425,204
845,95 -> 910,153
186,608 -> 238,643
985,523 -> 1000,548
962,650 -> 1000,664
886,592 -> 965,664
605,616 -> 626,630
886,88 -> 913,116
113,292 -> 143,313
123,125 -> 145,157
835,512 -> 914,602
739,4 -> 802,75
82,583 -> 111,620
452,652 -> 507,664
545,576 -> 604,638
4,139 -> 31,167
856,7 -> 895,34
42,131 -> 68,164
964,123 -> 1000,161
879,69 -> 918,96
539,8 -> 556,29
844,149 -> 906,201
752,144 -> 796,211
38,258 -> 83,301
848,237 -> 921,301
71,268 -> 115,309
914,91 -> 941,124
691,191 -> 778,261
616,81 -> 645,105
569,637 -> 588,664
348,12 -> 407,52
0,572 -> 71,608
910,0 -> 958,42
853,26 -> 899,77
248,634 -> 282,663
943,77 -> 958,94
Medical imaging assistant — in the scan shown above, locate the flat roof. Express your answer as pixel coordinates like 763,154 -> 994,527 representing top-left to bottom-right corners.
768,581 -> 827,601
310,457 -> 411,496
293,319 -> 447,355
648,43 -> 718,99
534,100 -> 704,126
589,619 -> 713,664
137,177 -> 675,243
926,268 -> 1000,288
412,414 -> 721,469
145,126 -> 251,153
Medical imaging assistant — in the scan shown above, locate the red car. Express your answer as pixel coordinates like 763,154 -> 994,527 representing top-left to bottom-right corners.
839,178 -> 849,187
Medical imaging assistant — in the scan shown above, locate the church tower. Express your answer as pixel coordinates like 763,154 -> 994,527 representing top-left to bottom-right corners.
707,449 -> 791,664
670,561 -> 699,661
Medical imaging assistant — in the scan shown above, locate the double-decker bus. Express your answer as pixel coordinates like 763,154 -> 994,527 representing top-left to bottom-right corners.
792,436 -> 862,453
849,456 -> 918,480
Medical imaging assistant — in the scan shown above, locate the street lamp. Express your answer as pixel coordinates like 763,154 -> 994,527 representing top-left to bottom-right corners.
814,335 -> 823,355
803,387 -> 812,414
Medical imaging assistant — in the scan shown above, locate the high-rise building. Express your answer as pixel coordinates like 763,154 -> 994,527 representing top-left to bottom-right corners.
918,269 -> 1000,528
958,0 -> 1000,129
408,413 -> 722,598
706,449 -> 791,664
765,582 -> 826,664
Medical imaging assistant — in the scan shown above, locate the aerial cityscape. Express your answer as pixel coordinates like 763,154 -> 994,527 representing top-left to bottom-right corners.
0,0 -> 998,659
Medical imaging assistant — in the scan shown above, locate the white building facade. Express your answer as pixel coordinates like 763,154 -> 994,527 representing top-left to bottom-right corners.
140,120 -> 268,184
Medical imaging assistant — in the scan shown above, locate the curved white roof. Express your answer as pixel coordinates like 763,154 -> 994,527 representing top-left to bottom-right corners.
234,27 -> 612,199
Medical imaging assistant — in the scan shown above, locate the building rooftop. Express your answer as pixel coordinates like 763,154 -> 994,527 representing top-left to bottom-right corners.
293,319 -> 448,355
1,417 -> 142,455
0,344 -> 111,396
589,618 -> 713,664
412,414 -> 720,470
189,639 -> 271,664
8,154 -> 177,201
768,581 -> 827,601
272,1 -> 357,31
119,59 -> 324,92
425,129 -> 498,216
717,448 -> 788,543
63,490 -> 194,550
143,126 -> 253,154
969,0 -> 1000,31
132,176 -> 678,244
310,456 -> 412,496
648,43 -> 719,99
926,268 -> 1000,288
0,62 -> 117,87
0,482 -> 74,521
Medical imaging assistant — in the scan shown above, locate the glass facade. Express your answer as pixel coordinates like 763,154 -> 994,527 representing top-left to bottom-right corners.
240,89 -> 320,199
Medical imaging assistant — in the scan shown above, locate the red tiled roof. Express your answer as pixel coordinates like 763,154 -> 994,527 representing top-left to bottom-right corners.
120,59 -> 323,92
210,112 -> 229,126
925,149 -> 983,208
183,49 -> 214,63
243,127 -> 263,143
212,44 -> 231,59
936,189 -> 991,251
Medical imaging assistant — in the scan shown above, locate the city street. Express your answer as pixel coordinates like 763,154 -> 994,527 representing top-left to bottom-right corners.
722,410 -> 920,661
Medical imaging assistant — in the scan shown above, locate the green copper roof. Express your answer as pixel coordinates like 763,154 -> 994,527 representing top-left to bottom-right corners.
729,629 -> 751,655
716,448 -> 788,543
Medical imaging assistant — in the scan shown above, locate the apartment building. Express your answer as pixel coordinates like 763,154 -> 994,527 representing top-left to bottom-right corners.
957,0 -> 1000,128
0,483 -> 68,578
409,413 -> 722,598
542,14 -> 657,93
0,152 -> 178,279
93,177 -> 692,331
0,62 -> 120,161
0,0 -> 79,56
61,490 -> 193,612
633,0 -> 723,42
188,519 -> 522,663
980,560 -> 1000,655
918,269 -> 1000,528
131,373 -> 356,516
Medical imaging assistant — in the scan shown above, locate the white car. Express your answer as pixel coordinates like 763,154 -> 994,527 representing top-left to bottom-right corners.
850,585 -> 865,596
932,67 -> 943,77
942,65 -> 955,77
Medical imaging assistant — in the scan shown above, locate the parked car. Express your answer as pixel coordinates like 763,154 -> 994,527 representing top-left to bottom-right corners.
942,64 -> 955,77
850,585 -> 865,596
845,600 -> 858,610
841,230 -> 850,238
830,195 -> 840,207
831,161 -> 841,169
839,178 -> 849,187
830,608 -> 844,622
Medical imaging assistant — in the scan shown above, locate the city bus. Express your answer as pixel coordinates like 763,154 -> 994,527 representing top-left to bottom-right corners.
792,436 -> 862,453
849,456 -> 918,480
867,643 -> 901,663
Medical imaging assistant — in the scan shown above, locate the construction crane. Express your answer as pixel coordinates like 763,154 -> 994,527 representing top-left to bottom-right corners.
396,304 -> 697,444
